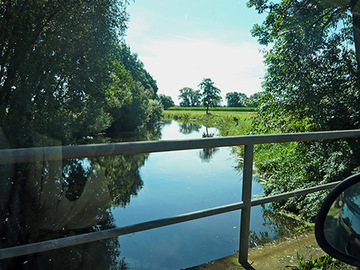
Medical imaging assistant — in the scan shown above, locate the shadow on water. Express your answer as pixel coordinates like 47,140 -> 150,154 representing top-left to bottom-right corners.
0,125 -> 162,270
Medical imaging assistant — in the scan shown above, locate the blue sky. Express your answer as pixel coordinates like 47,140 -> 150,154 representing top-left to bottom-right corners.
125,0 -> 267,105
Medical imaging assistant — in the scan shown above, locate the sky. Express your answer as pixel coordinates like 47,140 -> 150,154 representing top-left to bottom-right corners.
124,0 -> 267,105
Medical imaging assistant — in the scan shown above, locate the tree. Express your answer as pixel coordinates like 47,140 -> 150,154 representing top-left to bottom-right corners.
247,92 -> 264,108
248,0 -> 360,132
198,78 -> 222,114
158,94 -> 175,109
178,87 -> 201,107
190,89 -> 202,107
225,92 -> 248,107
0,0 -> 129,147
178,87 -> 192,107
247,0 -> 360,219
106,45 -> 161,132
115,44 -> 158,99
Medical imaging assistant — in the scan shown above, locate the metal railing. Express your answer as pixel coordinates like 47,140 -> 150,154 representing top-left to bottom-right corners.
1,129 -> 360,266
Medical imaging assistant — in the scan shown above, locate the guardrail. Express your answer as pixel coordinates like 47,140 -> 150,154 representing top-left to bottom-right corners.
1,129 -> 360,267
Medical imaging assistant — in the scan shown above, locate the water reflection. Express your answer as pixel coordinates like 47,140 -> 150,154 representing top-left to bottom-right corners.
202,126 -> 215,138
0,120 -> 304,270
179,122 -> 201,134
199,127 -> 219,162
249,206 -> 304,247
199,147 -> 219,163
0,126 -> 161,269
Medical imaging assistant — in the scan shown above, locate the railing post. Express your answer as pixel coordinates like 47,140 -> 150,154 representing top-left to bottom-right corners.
239,143 -> 254,266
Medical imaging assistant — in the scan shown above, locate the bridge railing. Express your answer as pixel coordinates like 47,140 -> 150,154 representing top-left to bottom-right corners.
1,129 -> 360,266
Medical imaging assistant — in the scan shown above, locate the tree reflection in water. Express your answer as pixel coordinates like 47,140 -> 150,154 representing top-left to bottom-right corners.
249,206 -> 304,248
179,122 -> 201,134
0,127 -> 161,270
177,123 -> 219,162
199,127 -> 219,162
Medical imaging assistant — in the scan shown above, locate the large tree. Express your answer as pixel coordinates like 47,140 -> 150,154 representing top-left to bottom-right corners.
198,78 -> 222,114
0,0 -> 130,147
106,45 -> 161,132
178,87 -> 201,107
158,94 -> 175,109
225,92 -> 248,107
248,0 -> 360,132
0,1 -> 162,147
115,43 -> 158,99
248,0 -> 360,218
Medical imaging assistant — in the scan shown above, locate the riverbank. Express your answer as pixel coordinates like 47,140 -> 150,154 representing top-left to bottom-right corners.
162,109 -> 255,137
185,229 -> 357,270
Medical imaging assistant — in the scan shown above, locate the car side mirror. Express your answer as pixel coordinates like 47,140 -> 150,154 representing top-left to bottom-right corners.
315,173 -> 360,267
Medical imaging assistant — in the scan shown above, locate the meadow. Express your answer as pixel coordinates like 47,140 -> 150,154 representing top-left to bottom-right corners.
162,108 -> 256,136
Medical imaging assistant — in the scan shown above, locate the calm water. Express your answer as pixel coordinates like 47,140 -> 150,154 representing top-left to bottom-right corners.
0,120 -> 297,270
112,121 -> 280,270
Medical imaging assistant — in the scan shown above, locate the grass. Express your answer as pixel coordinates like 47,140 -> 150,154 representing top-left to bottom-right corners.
162,110 -> 255,122
163,109 -> 354,270
285,254 -> 353,269
167,106 -> 256,112
162,109 -> 256,136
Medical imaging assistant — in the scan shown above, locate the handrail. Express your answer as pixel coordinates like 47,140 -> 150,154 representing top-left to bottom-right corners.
0,181 -> 341,260
0,129 -> 359,266
1,129 -> 360,164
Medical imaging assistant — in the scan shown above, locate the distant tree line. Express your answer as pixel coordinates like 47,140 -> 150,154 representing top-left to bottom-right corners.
225,92 -> 263,107
175,78 -> 262,109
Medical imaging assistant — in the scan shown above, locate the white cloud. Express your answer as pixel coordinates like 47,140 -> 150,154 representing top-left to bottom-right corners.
137,38 -> 265,105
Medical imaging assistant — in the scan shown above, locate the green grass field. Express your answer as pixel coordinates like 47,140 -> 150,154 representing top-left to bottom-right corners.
163,109 -> 256,120
167,106 -> 256,112
162,109 -> 256,136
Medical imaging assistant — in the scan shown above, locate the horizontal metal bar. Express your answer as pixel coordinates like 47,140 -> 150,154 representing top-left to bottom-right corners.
0,181 -> 340,260
0,201 -> 245,259
1,129 -> 360,164
251,181 -> 340,206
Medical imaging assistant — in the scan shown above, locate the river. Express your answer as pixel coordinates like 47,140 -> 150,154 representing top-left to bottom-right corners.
0,120 -> 298,270
112,120 -> 293,269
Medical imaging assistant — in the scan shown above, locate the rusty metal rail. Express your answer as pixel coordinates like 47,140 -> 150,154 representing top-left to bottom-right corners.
0,129 -> 360,266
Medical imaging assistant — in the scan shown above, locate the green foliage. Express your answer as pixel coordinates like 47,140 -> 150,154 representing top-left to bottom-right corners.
198,78 -> 222,114
162,110 -> 253,136
0,0 -> 131,147
178,87 -> 201,107
114,44 -> 158,98
158,94 -> 175,109
145,99 -> 163,125
0,1 -> 161,148
247,0 -> 360,219
97,154 -> 147,208
285,253 -> 346,269
106,45 -> 161,132
249,0 -> 359,133
247,92 -> 264,108
225,92 -> 248,107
